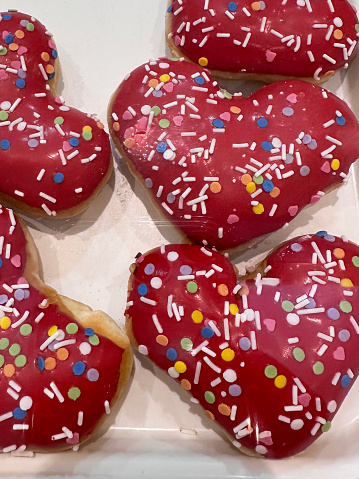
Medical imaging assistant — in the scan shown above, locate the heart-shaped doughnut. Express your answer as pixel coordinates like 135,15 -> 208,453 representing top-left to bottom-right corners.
126,233 -> 359,458
109,58 -> 359,251
0,206 -> 132,453
166,0 -> 359,83
0,10 -> 112,217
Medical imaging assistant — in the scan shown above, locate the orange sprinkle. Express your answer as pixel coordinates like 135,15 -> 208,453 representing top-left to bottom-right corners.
218,284 -> 229,296
124,138 -> 135,149
148,79 -> 158,89
270,186 -> 280,198
57,348 -> 69,361
210,182 -> 222,193
333,29 -> 343,40
41,52 -> 50,62
181,379 -> 191,391
230,106 -> 241,114
333,248 -> 345,259
251,2 -> 261,10
45,64 -> 55,74
198,57 -> 208,67
241,174 -> 252,186
9,43 -> 18,51
45,357 -> 56,370
156,334 -> 169,346
218,404 -> 231,416
113,122 -> 120,132
15,30 -> 25,39
97,121 -> 105,129
4,364 -> 15,378
204,410 -> 215,420
39,300 -> 49,309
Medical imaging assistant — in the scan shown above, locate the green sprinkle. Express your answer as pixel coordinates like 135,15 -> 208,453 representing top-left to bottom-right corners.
26,22 -> 35,31
321,421 -> 331,433
293,347 -> 305,362
0,354 -> 4,367
89,334 -> 100,346
340,301 -> 352,313
151,106 -> 161,116
20,324 -> 32,336
282,300 -> 294,312
253,175 -> 263,185
9,343 -> 21,356
352,256 -> 359,267
313,361 -> 324,375
187,281 -> 198,293
159,119 -> 170,128
66,323 -> 79,334
356,24 -> 359,33
204,391 -> 215,404
15,355 -> 27,367
264,365 -> 277,379
0,111 -> 8,121
54,116 -> 64,125
180,338 -> 193,351
68,387 -> 81,400
223,91 -> 232,99
82,130 -> 92,141
0,338 -> 9,350
0,47 -> 8,56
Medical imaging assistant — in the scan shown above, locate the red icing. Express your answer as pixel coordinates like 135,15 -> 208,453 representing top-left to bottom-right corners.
167,0 -> 359,80
0,11 -> 111,216
0,207 -> 124,452
110,58 -> 359,250
127,235 -> 359,458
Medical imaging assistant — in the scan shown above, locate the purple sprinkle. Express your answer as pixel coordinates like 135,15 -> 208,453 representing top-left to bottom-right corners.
291,243 -> 302,252
327,308 -> 340,320
152,90 -> 163,98
14,289 -> 25,301
167,193 -> 176,204
180,265 -> 192,275
228,384 -> 242,397
307,139 -> 317,150
0,294 -> 8,305
302,134 -> 312,145
324,234 -> 335,242
28,139 -> 39,148
305,298 -> 316,309
17,69 -> 26,79
300,166 -> 310,176
20,20 -> 28,27
144,263 -> 155,275
145,178 -> 153,188
239,337 -> 251,351
338,329 -> 350,342
282,107 -> 294,117
285,154 -> 294,164
23,290 -> 30,299
87,368 -> 100,382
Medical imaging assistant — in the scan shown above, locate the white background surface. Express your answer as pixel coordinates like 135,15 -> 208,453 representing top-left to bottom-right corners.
1,1 -> 359,477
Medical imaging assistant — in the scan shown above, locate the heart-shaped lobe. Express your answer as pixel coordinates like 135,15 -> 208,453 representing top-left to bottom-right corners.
109,58 -> 359,251
0,11 -> 112,217
0,207 -> 132,453
166,0 -> 359,82
126,233 -> 359,458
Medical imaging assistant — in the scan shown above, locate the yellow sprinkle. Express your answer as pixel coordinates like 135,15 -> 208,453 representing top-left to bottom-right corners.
221,348 -> 235,361
246,182 -> 256,194
159,74 -> 170,83
174,361 -> 187,374
0,316 -> 11,329
198,57 -> 208,66
331,159 -> 340,170
191,310 -> 203,323
341,278 -> 354,287
229,304 -> 239,315
253,203 -> 264,215
274,375 -> 287,389
48,325 -> 58,336
83,125 -> 92,132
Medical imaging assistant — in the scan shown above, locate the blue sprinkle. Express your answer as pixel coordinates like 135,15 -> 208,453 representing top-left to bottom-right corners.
69,137 -> 79,147
15,79 -> 25,89
194,76 -> 205,85
316,230 -> 327,237
84,328 -> 95,336
341,374 -> 350,388
167,5 -> 173,12
166,348 -> 177,361
261,141 -> 273,151
257,118 -> 268,128
213,119 -> 224,128
0,258 -> 2,268
262,180 -> 274,192
73,361 -> 86,376
37,356 -> 45,371
0,139 -> 10,150
52,49 -> 58,59
138,283 -> 148,296
228,1 -> 237,12
3,14 -> 12,20
53,172 -> 64,184
4,34 -> 14,45
156,142 -> 167,153
201,326 -> 214,338
336,116 -> 346,126
48,72 -> 55,80
13,408 -> 26,419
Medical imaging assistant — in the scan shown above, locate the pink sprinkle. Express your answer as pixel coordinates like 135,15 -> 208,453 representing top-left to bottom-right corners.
11,255 -> 21,268
66,432 -> 79,445
288,205 -> 298,217
122,110 -> 133,121
2,31 -> 9,40
266,50 -> 277,62
321,161 -> 331,173
48,40 -> 56,49
62,141 -> 72,152
227,214 -> 239,224
219,112 -> 231,122
135,134 -> 146,146
333,346 -> 345,360
298,393 -> 311,407
286,93 -> 298,104
135,254 -> 145,264
163,82 -> 174,93
135,116 -> 148,133
311,194 -> 321,204
0,70 -> 9,81
173,115 -> 183,126
10,61 -> 21,70
260,435 -> 273,446
263,318 -> 276,332
174,35 -> 181,46
17,46 -> 28,55
55,97 -> 64,105
17,276 -> 27,284
124,127 -> 134,140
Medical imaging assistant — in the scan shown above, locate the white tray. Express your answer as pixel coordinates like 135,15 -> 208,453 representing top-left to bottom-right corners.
2,1 -> 359,477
